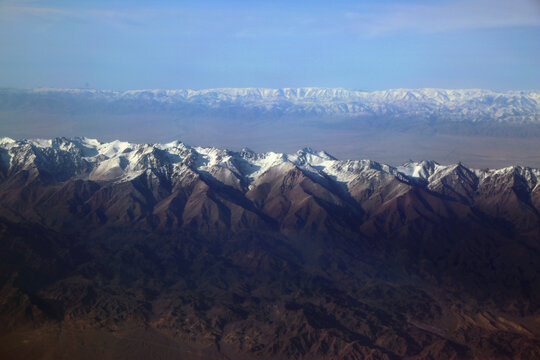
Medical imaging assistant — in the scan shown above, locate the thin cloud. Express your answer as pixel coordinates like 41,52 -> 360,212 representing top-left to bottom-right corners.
1,0 -> 539,36
0,5 -> 69,18
0,3 -> 161,28
346,0 -> 540,35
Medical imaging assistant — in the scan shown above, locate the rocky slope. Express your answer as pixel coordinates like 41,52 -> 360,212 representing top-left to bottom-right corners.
0,137 -> 539,359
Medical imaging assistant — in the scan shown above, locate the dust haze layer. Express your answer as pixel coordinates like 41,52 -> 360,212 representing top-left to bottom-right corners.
1,87 -> 540,169
0,137 -> 539,359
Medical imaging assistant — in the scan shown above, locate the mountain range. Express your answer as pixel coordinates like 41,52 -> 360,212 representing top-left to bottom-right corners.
2,87 -> 540,169
0,137 -> 539,359
2,87 -> 539,122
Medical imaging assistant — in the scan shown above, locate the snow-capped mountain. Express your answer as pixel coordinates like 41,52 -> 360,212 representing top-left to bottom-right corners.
1,136 -> 539,233
2,136 -> 538,188
3,87 -> 540,170
1,87 -> 539,122
2,136 -> 540,359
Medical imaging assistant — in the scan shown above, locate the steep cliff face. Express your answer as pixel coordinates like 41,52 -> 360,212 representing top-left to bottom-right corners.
0,137 -> 539,359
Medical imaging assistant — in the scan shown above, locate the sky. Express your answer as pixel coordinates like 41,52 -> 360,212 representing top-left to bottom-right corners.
0,0 -> 539,91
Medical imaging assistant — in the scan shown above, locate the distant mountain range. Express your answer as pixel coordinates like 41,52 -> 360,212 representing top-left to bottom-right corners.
2,87 -> 539,122
2,87 -> 540,169
0,137 -> 539,359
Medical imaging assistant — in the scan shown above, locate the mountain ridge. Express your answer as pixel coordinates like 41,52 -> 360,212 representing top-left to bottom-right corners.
2,136 -> 539,183
2,87 -> 539,123
1,136 -> 540,359
1,136 -> 540,234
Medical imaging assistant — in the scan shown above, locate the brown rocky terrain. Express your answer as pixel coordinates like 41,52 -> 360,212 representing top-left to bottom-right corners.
0,137 -> 539,359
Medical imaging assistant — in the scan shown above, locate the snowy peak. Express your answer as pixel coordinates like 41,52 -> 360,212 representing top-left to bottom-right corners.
397,160 -> 440,180
2,137 -> 540,238
1,137 -> 539,201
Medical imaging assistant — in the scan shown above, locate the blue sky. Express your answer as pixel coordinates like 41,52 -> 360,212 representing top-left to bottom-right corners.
0,0 -> 539,90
